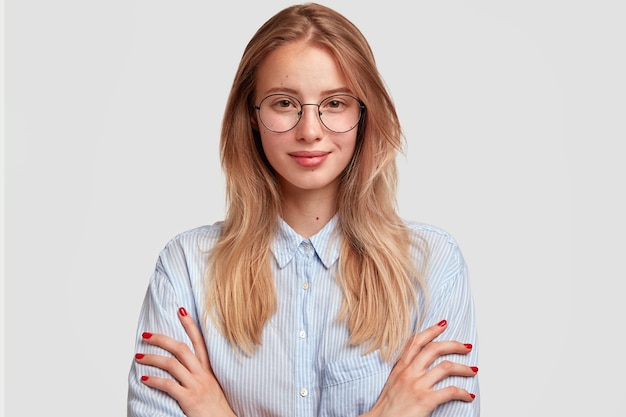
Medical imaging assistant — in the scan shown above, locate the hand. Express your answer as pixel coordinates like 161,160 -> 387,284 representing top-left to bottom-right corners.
134,307 -> 236,417
364,320 -> 477,417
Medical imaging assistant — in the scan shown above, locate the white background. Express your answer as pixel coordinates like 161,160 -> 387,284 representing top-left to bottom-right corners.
4,0 -> 625,415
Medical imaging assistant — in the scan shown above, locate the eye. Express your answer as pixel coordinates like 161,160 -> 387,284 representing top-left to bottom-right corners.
327,100 -> 343,109
321,96 -> 349,112
277,99 -> 293,108
267,95 -> 299,112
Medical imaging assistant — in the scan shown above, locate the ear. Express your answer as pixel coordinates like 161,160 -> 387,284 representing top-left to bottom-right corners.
250,107 -> 260,130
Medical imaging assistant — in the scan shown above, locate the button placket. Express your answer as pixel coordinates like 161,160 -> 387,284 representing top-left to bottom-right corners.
295,240 -> 314,410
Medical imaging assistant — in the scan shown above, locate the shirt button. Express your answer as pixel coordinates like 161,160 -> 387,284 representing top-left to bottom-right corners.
299,330 -> 306,339
300,388 -> 308,397
302,281 -> 310,290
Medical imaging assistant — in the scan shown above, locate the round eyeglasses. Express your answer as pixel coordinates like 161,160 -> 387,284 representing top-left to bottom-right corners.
253,93 -> 365,133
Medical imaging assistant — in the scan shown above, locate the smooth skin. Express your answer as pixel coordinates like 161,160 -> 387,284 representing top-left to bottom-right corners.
136,312 -> 477,417
255,41 -> 358,195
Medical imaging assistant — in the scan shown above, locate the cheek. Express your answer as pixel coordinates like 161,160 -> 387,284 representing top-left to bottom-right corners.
340,135 -> 358,158
259,132 -> 283,163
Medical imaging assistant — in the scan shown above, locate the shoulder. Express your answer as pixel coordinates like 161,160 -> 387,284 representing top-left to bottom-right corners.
403,221 -> 468,285
404,221 -> 462,255
164,222 -> 224,249
155,222 -> 224,272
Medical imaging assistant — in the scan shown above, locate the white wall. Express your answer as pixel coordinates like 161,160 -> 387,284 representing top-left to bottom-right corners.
5,0 -> 625,415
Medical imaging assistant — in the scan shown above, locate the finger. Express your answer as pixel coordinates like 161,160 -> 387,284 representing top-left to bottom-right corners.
430,385 -> 477,405
135,352 -> 196,387
141,331 -> 201,375
397,319 -> 448,367
419,360 -> 479,388
178,307 -> 212,372
409,340 -> 474,372
139,374 -> 186,399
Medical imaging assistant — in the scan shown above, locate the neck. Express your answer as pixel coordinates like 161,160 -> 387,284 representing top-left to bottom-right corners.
280,186 -> 337,239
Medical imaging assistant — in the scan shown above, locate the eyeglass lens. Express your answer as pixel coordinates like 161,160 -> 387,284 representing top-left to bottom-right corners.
257,94 -> 362,133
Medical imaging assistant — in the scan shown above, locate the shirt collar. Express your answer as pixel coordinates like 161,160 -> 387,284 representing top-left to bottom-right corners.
271,215 -> 341,269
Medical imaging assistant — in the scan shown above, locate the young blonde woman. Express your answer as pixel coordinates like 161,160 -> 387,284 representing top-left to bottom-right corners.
128,3 -> 479,416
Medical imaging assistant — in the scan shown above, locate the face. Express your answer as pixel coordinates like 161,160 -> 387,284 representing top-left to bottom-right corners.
253,41 -> 359,196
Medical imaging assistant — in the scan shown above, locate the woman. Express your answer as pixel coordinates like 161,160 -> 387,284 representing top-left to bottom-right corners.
128,3 -> 479,416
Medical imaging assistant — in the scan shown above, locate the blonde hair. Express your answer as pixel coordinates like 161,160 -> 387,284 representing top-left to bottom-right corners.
206,3 -> 427,361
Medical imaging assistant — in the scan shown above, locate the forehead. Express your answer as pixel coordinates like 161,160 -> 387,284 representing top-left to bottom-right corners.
255,41 -> 350,99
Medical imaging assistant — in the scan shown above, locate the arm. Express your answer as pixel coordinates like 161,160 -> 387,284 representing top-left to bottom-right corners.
425,242 -> 480,417
127,257 -> 234,417
362,320 -> 477,417
365,233 -> 480,417
135,307 -> 235,417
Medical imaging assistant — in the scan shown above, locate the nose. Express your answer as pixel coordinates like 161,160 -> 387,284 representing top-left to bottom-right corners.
296,104 -> 323,142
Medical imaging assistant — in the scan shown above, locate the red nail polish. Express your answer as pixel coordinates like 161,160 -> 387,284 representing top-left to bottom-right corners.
135,353 -> 145,360
471,366 -> 479,373
464,343 -> 473,349
141,376 -> 149,381
142,332 -> 152,339
437,319 -> 447,327
470,393 -> 476,399
179,307 -> 188,317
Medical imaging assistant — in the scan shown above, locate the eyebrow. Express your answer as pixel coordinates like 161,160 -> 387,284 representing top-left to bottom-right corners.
262,86 -> 355,97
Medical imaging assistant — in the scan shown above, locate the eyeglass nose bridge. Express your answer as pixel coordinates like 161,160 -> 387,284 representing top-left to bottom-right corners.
297,103 -> 324,120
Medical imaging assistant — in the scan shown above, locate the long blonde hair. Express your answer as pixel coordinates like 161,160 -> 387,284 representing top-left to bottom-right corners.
206,3 -> 427,361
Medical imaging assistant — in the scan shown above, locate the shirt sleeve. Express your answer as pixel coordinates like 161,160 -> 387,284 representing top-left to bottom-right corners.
421,239 -> 480,417
127,253 -> 198,417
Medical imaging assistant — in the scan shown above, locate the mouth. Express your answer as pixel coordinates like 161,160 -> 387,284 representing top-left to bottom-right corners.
289,151 -> 330,168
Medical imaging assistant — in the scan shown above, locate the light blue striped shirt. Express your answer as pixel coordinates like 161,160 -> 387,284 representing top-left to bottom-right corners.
128,216 -> 479,416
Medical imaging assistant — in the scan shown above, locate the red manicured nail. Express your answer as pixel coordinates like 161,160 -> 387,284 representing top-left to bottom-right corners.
470,393 -> 476,399
141,376 -> 149,381
471,366 -> 479,373
142,332 -> 152,339
179,307 -> 188,317
437,319 -> 447,327
464,343 -> 473,349
135,353 -> 145,360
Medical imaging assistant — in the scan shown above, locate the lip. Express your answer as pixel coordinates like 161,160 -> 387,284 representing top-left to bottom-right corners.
289,151 -> 330,168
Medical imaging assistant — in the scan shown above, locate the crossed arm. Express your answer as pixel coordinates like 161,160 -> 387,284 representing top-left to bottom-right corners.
134,307 -> 478,417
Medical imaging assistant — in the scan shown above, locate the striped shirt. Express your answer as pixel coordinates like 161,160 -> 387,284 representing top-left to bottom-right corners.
127,216 -> 480,416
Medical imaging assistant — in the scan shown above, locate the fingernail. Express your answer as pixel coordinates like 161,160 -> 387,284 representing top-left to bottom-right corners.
471,366 -> 479,373
437,319 -> 447,327
142,332 -> 152,339
141,376 -> 149,381
135,353 -> 145,360
464,343 -> 473,349
179,307 -> 188,317
470,393 -> 476,399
